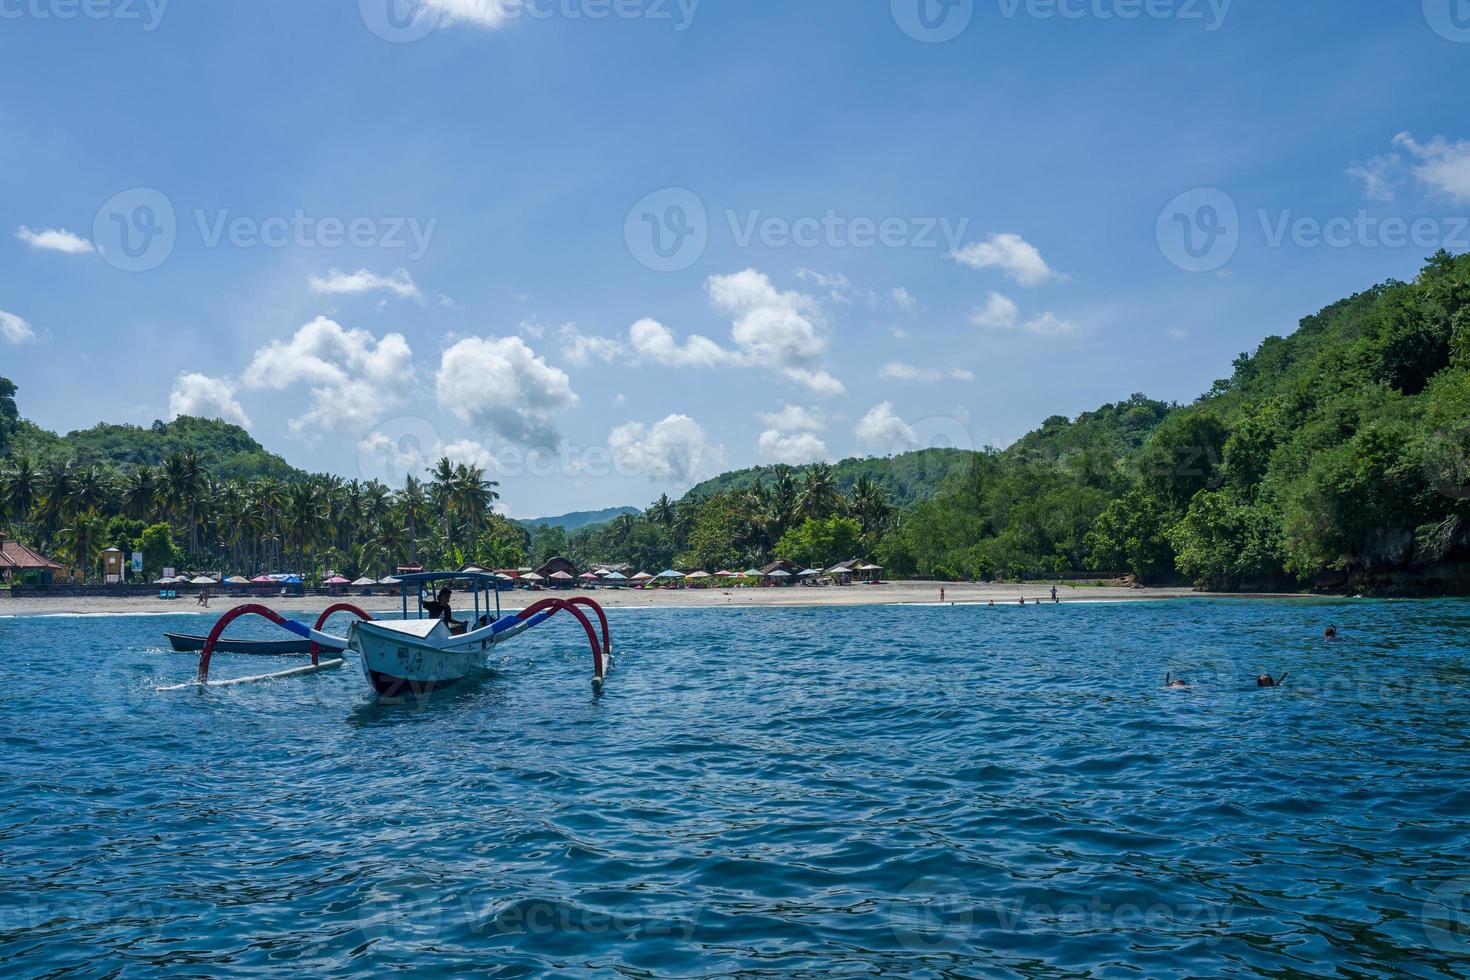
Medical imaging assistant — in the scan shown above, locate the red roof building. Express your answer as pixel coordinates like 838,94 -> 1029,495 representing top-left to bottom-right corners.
0,532 -> 66,584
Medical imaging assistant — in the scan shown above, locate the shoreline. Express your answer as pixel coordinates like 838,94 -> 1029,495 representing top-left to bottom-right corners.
0,581 -> 1348,619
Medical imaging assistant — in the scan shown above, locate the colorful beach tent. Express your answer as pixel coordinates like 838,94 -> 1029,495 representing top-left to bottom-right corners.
631,572 -> 654,581
579,572 -> 600,581
655,569 -> 683,579
604,572 -> 627,581
325,576 -> 352,585
224,575 -> 251,585
550,571 -> 575,581
189,576 -> 218,585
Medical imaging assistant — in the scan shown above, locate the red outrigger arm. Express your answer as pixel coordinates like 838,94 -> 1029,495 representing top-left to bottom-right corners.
514,597 -> 610,681
310,603 -> 374,661
196,603 -> 372,683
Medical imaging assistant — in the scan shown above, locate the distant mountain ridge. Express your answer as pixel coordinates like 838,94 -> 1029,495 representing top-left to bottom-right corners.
683,448 -> 976,510
516,506 -> 641,532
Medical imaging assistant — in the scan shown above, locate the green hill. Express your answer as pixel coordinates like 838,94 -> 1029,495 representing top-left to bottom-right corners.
518,506 -> 640,532
11,416 -> 303,482
685,448 -> 975,510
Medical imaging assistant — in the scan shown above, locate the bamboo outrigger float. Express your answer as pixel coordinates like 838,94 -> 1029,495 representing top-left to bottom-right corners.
158,571 -> 611,698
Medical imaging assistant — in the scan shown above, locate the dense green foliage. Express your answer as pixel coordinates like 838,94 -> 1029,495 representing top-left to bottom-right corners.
885,251 -> 1470,590
0,377 -> 17,458
686,448 -> 973,510
10,416 -> 303,482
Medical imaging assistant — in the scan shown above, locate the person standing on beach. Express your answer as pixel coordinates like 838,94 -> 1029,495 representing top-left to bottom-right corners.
940,586 -> 946,604
1051,586 -> 1059,603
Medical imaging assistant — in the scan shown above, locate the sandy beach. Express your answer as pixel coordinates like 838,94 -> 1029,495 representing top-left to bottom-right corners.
0,581 -> 1318,618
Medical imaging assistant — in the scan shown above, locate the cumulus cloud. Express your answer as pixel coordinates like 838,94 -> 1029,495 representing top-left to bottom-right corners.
629,317 -> 736,369
970,291 -> 1020,330
892,287 -> 917,311
609,414 -> 718,483
552,322 -> 623,367
436,335 -> 577,447
757,430 -> 829,466
441,438 -> 501,474
1022,312 -> 1077,336
855,401 -> 917,454
952,233 -> 1060,286
241,316 -> 415,434
760,404 -> 825,433
880,362 -> 974,382
309,267 -> 420,300
15,226 -> 94,255
0,308 -> 36,344
169,372 -> 252,428
706,269 -> 845,395
1392,132 -> 1470,204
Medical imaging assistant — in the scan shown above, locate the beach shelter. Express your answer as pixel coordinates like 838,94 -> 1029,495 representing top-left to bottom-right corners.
604,571 -> 628,585
494,573 -> 515,581
351,576 -> 377,587
521,572 -> 545,585
631,571 -> 654,583
686,570 -> 711,580
768,569 -> 792,579
251,575 -> 273,583
798,568 -> 820,578
379,576 -> 402,585
325,575 -> 351,585
714,570 -> 737,578
742,569 -> 762,578
154,576 -> 174,584
578,572 -> 600,583
189,575 -> 218,585
224,575 -> 251,585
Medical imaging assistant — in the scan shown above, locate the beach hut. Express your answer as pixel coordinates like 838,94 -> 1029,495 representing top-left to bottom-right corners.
521,572 -> 546,589
578,572 -> 601,586
768,569 -> 792,585
0,533 -> 67,587
858,563 -> 885,583
685,570 -> 712,589
535,557 -> 578,581
549,571 -> 575,589
604,571 -> 628,587
351,576 -> 377,595
189,575 -> 219,586
654,569 -> 684,588
631,572 -> 654,588
379,576 -> 402,586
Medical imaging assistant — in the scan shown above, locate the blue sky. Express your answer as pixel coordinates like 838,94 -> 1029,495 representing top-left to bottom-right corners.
2,0 -> 1468,517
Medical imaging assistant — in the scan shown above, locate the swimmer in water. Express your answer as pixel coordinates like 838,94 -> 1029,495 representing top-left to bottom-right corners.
1165,673 -> 1188,689
1324,625 -> 1340,641
1257,672 -> 1289,687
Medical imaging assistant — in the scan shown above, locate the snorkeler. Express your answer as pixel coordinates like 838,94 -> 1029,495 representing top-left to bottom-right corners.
1165,673 -> 1189,689
1256,672 -> 1289,687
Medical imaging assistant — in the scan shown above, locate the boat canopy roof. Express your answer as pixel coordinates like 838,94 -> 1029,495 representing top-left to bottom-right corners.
393,570 -> 502,589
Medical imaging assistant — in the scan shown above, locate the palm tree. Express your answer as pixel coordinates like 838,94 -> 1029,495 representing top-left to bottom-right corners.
796,463 -> 841,521
33,460 -> 74,543
282,481 -> 328,578
847,475 -> 894,542
0,454 -> 37,529
647,493 -> 675,528
122,465 -> 159,522
57,508 -> 107,582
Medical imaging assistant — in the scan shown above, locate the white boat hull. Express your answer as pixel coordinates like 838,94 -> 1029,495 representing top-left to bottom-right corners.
350,618 -> 496,699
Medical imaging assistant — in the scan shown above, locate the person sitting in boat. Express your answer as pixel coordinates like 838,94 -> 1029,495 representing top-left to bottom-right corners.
421,587 -> 468,636
1257,672 -> 1288,687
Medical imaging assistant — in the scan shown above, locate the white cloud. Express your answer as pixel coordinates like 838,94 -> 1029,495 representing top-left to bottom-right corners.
952,233 -> 1060,286
629,317 -> 735,369
1167,328 -> 1191,341
15,226 -> 94,255
1022,312 -> 1077,336
441,438 -> 501,474
760,404 -> 825,433
241,316 -> 415,434
1392,132 -> 1470,204
436,335 -> 577,447
757,430 -> 828,465
609,414 -> 718,483
0,309 -> 36,344
168,372 -> 252,428
892,287 -> 917,311
1347,155 -> 1401,203
419,0 -> 512,27
970,291 -> 1020,330
855,402 -> 917,454
880,362 -> 974,382
707,269 -> 845,395
309,267 -> 419,300
554,322 -> 623,366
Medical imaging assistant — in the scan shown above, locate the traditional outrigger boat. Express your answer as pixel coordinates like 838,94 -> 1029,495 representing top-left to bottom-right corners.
159,571 -> 611,698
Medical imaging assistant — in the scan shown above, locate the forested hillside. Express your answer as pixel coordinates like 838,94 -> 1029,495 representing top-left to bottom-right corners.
686,448 -> 974,510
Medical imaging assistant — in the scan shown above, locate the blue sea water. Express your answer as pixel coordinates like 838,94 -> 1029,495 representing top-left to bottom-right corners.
2,598 -> 1469,977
